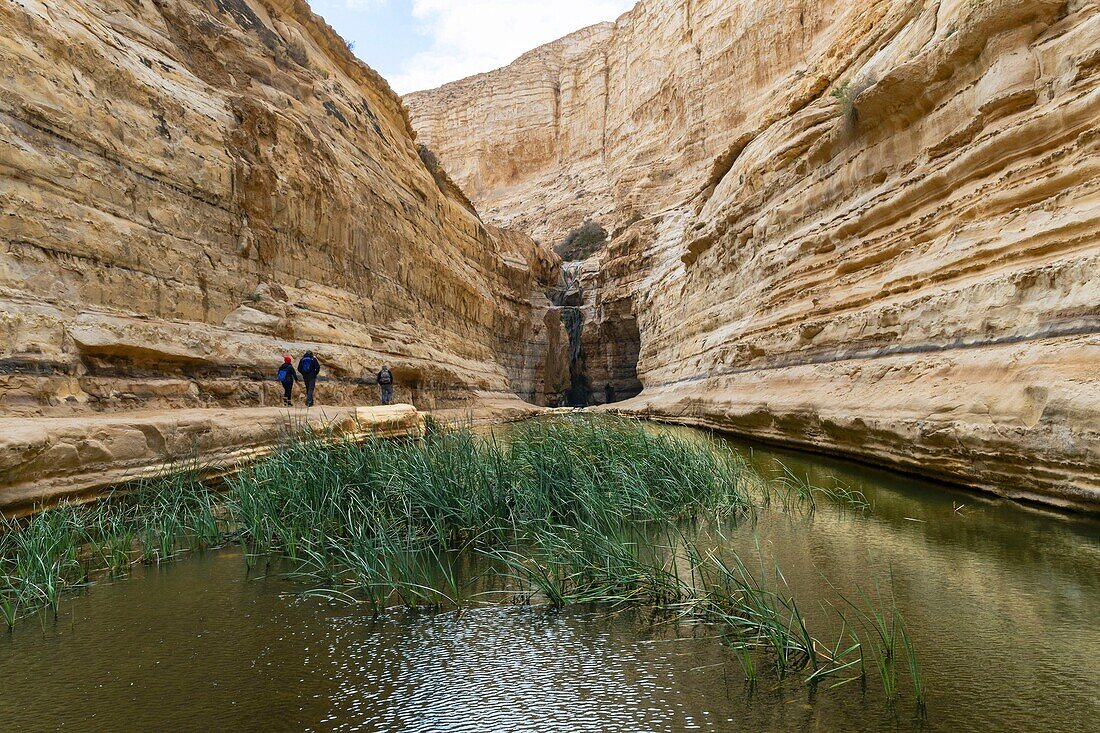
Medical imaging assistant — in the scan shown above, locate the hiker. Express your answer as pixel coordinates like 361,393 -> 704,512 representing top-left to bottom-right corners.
605,382 -> 615,404
277,356 -> 297,406
298,351 -> 321,407
377,364 -> 394,405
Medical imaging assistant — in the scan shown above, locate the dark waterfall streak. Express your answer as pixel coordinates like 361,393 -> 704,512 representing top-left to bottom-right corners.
555,263 -> 591,407
561,306 -> 590,406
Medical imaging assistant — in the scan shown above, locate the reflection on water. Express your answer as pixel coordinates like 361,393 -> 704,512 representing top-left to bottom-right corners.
1,429 -> 1098,732
332,607 -> 696,732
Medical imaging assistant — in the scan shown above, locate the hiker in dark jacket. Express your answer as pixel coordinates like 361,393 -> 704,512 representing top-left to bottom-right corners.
277,356 -> 297,406
298,351 -> 321,407
377,365 -> 394,405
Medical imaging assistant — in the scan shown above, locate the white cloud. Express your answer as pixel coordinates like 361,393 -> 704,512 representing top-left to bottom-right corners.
392,0 -> 635,93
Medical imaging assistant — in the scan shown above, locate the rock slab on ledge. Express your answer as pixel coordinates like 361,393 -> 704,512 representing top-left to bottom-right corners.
0,404 -> 423,516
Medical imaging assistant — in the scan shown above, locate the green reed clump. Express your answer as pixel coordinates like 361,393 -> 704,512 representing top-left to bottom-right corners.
683,542 -> 867,684
505,417 -> 750,522
224,416 -> 749,564
0,504 -> 87,621
222,416 -> 748,608
833,580 -> 925,707
0,463 -> 225,628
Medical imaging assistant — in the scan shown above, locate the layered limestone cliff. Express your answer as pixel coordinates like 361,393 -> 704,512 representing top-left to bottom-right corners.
407,0 -> 1100,509
0,0 -> 568,418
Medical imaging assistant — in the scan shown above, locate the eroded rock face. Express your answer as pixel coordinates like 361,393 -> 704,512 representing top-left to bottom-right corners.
553,260 -> 642,408
0,404 -> 424,515
0,0 -> 568,416
407,0 -> 1100,508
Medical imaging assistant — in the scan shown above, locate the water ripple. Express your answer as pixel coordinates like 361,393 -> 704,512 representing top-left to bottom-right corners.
317,606 -> 701,732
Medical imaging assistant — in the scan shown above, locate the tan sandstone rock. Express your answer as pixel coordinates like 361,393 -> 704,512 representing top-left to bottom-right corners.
0,404 -> 423,515
0,0 -> 568,419
407,0 -> 1100,509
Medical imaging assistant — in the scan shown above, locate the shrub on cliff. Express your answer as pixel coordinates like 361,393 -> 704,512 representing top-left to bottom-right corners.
556,220 -> 607,261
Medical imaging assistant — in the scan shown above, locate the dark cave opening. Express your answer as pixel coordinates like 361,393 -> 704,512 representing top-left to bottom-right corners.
558,304 -> 642,408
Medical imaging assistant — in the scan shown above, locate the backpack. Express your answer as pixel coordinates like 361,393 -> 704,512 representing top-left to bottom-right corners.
299,355 -> 319,377
277,364 -> 294,383
378,369 -> 393,385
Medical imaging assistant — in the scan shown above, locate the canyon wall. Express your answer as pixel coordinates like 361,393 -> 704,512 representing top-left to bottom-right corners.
407,0 -> 1100,509
0,0 -> 568,418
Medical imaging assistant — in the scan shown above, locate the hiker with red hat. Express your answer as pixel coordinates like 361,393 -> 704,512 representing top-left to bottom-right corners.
277,355 -> 297,406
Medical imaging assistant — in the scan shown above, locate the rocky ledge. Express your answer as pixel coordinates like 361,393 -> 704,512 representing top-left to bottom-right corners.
0,404 -> 423,516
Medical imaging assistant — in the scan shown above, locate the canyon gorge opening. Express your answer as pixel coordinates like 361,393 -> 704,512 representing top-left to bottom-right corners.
405,0 -> 1099,511
1,1 -> 1099,730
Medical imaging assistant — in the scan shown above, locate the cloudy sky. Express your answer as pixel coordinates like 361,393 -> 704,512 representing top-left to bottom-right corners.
311,1 -> 635,94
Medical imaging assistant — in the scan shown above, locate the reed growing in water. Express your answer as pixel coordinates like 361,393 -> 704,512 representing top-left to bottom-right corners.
0,415 -> 917,703
0,465 -> 224,627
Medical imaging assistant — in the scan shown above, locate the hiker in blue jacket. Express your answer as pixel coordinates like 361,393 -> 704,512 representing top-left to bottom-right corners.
298,351 -> 321,407
277,356 -> 296,406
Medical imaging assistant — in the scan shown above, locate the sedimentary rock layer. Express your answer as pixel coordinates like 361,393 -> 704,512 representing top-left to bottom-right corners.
0,404 -> 423,515
407,0 -> 1100,508
0,0 -> 567,417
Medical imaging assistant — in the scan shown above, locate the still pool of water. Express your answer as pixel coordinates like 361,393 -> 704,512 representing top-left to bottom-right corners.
1,430 -> 1098,732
